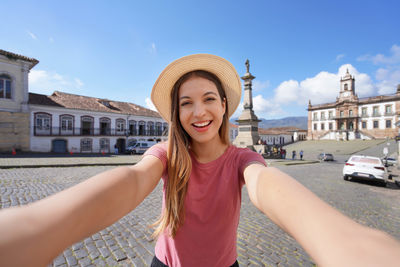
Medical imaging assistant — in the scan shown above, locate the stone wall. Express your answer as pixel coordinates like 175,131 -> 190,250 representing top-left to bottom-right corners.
0,111 -> 30,152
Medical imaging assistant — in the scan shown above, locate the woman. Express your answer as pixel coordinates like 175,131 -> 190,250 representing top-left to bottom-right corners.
0,54 -> 399,267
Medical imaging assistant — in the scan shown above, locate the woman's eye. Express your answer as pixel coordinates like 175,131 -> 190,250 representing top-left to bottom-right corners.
205,97 -> 216,102
180,101 -> 190,107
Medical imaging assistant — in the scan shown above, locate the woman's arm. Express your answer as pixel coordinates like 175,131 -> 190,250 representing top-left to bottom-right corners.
0,155 -> 163,267
244,164 -> 400,267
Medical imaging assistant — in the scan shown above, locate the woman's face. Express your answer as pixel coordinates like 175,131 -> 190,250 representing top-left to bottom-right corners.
178,75 -> 226,145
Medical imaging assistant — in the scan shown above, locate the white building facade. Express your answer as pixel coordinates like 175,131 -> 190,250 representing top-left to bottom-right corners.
308,70 -> 400,140
0,49 -> 168,153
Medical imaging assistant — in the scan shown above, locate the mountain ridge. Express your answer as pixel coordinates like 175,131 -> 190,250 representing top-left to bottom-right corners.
231,116 -> 308,130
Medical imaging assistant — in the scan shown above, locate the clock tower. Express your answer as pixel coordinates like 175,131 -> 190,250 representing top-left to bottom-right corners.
338,69 -> 357,101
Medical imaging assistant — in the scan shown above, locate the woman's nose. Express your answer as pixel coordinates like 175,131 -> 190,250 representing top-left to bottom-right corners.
193,103 -> 206,117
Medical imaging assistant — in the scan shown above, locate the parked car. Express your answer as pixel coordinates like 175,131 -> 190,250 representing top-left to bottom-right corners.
126,141 -> 156,154
343,155 -> 387,185
381,157 -> 397,167
317,153 -> 334,161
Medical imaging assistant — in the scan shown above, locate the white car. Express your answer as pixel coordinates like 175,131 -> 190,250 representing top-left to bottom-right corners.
343,155 -> 387,185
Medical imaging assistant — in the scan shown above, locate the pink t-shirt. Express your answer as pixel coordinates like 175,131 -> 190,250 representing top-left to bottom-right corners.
144,143 -> 267,267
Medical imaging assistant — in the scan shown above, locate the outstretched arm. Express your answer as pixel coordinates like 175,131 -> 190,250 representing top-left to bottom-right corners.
0,155 -> 163,267
244,164 -> 400,267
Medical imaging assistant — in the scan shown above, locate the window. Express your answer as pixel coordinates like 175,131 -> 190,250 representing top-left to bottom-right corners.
361,107 -> 367,117
138,121 -> 145,136
156,122 -> 162,136
313,123 -> 317,130
116,119 -> 125,133
329,123 -> 333,130
373,121 -> 379,129
81,116 -> 94,135
321,112 -> 325,120
321,123 -> 325,130
60,115 -> 73,133
349,110 -> 353,117
99,117 -> 111,135
99,138 -> 110,152
385,105 -> 392,115
362,121 -> 367,129
147,121 -> 155,135
340,111 -> 344,117
386,120 -> 392,128
313,112 -> 318,120
36,114 -> 50,130
129,120 -> 137,136
0,74 -> 11,99
373,106 -> 379,116
35,113 -> 51,135
344,84 -> 348,90
328,111 -> 333,119
81,138 -> 92,152
340,122 -> 344,130
163,123 -> 168,136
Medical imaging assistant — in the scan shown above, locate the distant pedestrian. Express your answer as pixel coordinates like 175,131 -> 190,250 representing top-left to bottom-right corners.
292,150 -> 296,160
114,144 -> 118,154
300,150 -> 304,160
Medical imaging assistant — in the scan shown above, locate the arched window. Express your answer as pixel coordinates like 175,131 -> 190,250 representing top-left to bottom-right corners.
156,122 -> 162,136
138,121 -> 145,136
148,121 -> 154,135
0,74 -> 12,99
60,114 -> 74,135
81,116 -> 94,135
99,117 -> 111,135
116,118 -> 125,134
344,84 -> 348,90
129,120 -> 137,136
34,112 -> 51,136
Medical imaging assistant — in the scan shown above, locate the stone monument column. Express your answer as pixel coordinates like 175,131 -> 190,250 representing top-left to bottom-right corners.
233,59 -> 261,148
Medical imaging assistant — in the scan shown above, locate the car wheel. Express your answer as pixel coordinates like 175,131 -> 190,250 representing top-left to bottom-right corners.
343,175 -> 349,181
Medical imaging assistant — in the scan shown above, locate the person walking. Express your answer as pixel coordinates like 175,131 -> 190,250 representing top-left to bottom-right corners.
292,150 -> 296,160
0,54 -> 399,267
300,150 -> 304,160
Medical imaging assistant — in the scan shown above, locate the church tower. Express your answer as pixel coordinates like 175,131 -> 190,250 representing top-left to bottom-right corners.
338,69 -> 357,101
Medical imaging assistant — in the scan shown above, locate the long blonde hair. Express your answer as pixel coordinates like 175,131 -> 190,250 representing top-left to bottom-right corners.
152,70 -> 230,238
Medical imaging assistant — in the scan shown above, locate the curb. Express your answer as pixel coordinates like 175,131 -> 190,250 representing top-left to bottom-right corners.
0,162 -> 136,169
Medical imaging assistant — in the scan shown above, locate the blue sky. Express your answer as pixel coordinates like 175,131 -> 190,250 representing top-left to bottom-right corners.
2,0 -> 400,119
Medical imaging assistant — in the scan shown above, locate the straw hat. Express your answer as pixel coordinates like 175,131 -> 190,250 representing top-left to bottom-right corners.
151,54 -> 242,122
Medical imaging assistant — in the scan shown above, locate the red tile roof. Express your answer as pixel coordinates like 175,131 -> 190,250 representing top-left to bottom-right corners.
29,91 -> 162,118
259,126 -> 304,135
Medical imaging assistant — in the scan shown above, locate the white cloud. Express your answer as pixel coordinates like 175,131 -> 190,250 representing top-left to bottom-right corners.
27,30 -> 37,40
145,97 -> 157,111
252,80 -> 270,92
358,44 -> 400,65
336,54 -> 345,61
253,94 -> 283,117
149,42 -> 157,55
273,64 -> 375,106
29,70 -> 84,95
375,68 -> 400,95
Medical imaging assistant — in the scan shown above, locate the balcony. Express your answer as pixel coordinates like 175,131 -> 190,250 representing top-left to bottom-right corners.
33,127 -> 165,137
371,112 -> 381,117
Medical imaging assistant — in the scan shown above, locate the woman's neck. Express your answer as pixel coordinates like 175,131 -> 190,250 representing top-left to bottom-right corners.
190,137 -> 229,163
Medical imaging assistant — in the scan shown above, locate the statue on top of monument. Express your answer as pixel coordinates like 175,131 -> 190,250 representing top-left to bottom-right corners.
245,59 -> 250,73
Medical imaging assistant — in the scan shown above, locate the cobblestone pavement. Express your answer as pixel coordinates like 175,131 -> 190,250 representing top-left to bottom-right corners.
1,158 -> 399,267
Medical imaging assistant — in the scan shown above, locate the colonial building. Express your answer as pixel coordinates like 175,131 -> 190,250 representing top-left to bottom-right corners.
0,49 -> 167,153
0,49 -> 38,152
308,70 -> 400,140
29,91 -> 167,153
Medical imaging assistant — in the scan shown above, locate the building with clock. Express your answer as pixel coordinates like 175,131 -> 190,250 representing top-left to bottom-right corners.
308,69 -> 400,140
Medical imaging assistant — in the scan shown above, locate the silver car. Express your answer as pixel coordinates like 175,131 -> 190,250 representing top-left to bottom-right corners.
317,153 -> 334,161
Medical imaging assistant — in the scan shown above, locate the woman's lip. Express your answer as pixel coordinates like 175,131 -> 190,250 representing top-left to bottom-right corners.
191,120 -> 212,132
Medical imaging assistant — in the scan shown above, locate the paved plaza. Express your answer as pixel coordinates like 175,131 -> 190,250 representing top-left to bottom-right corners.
1,140 -> 399,266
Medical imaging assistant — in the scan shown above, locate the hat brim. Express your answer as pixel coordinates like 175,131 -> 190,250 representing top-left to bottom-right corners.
151,54 -> 242,122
